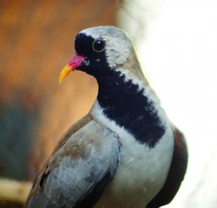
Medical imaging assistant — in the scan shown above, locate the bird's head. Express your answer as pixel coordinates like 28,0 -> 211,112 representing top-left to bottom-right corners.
59,26 -> 143,84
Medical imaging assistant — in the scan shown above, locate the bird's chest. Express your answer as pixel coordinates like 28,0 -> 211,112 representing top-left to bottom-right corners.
94,125 -> 174,208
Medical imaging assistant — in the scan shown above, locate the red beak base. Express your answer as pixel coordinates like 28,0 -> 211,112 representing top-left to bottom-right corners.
59,55 -> 84,84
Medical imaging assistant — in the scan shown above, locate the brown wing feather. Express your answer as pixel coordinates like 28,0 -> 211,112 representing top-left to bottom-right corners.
26,115 -> 93,201
26,114 -> 121,208
147,128 -> 188,208
53,114 -> 93,153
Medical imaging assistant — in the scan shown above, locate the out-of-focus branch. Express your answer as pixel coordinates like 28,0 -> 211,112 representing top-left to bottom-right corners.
0,178 -> 32,204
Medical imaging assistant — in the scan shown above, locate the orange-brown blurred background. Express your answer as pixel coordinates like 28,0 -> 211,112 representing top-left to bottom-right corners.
0,0 -> 120,184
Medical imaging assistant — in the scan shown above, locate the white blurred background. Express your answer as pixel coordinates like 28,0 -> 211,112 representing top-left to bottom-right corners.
118,0 -> 217,207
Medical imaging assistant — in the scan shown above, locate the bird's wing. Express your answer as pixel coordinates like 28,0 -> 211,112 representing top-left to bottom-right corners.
26,115 -> 121,208
147,128 -> 188,208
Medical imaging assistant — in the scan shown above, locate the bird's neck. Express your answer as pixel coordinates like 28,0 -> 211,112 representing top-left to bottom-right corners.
95,70 -> 166,148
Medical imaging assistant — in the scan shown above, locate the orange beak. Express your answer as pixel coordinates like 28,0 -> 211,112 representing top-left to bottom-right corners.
59,55 -> 84,84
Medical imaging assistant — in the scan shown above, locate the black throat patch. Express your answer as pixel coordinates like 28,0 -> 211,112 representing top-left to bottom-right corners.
97,71 -> 165,148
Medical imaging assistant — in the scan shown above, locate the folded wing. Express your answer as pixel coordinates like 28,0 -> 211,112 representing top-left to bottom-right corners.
26,117 -> 121,208
147,128 -> 188,208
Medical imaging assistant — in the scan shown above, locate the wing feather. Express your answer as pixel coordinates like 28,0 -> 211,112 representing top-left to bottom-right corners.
26,118 -> 121,208
147,128 -> 188,208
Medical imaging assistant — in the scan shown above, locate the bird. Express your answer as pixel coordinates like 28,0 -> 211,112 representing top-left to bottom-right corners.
26,26 -> 188,208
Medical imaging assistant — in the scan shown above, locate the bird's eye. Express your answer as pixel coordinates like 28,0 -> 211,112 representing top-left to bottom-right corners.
92,39 -> 106,52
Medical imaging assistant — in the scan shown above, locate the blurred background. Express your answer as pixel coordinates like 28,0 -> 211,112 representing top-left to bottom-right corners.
0,0 -> 217,207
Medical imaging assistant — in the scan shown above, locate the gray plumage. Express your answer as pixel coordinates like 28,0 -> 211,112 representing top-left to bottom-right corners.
27,118 -> 120,208
26,26 -> 188,208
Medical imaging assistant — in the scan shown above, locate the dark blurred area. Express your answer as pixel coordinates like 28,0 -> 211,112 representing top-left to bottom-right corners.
0,1 -> 118,206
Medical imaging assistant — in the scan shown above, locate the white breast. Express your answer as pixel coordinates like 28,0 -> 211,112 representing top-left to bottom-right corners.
91,101 -> 174,208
